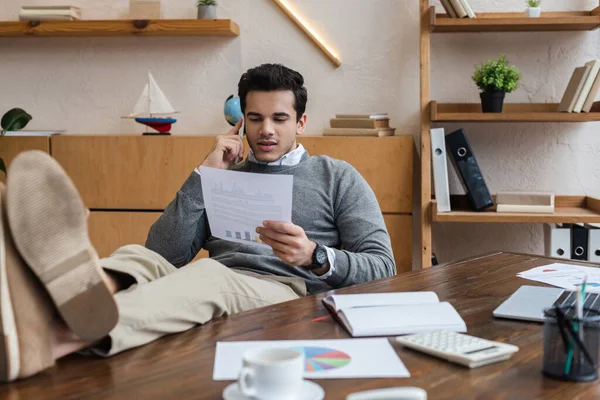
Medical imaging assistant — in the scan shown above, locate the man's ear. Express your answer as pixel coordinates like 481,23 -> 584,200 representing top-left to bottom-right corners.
296,113 -> 307,136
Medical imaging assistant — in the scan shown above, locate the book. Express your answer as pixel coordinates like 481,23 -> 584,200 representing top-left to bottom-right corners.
323,128 -> 395,137
20,6 -> 81,20
557,66 -> 591,113
445,128 -> 494,212
335,113 -> 388,119
458,0 -> 476,18
573,60 -> 600,113
496,204 -> 554,213
330,118 -> 390,129
448,0 -> 468,18
495,191 -> 554,206
21,6 -> 80,11
4,131 -> 60,136
19,15 -> 78,21
322,293 -> 467,337
582,64 -> 600,113
440,0 -> 458,18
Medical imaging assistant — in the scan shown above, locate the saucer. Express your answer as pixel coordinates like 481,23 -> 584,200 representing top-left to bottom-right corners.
223,380 -> 324,400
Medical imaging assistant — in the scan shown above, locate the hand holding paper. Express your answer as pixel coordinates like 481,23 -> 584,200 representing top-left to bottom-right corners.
256,221 -> 316,267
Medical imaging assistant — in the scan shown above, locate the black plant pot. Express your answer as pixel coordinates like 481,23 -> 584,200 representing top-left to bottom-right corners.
480,92 -> 505,113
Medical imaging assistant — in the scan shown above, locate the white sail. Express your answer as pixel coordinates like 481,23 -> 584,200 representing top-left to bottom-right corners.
126,71 -> 178,118
148,72 -> 177,115
128,83 -> 149,117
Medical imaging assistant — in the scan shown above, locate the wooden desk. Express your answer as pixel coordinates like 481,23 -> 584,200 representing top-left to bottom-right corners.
2,252 -> 600,399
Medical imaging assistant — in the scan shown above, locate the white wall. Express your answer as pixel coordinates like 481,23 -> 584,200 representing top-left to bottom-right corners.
1,0 -> 599,265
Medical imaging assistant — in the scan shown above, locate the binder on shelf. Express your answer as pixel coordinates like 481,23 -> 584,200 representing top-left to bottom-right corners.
544,223 -> 571,259
445,128 -> 494,212
571,223 -> 588,260
431,128 -> 451,212
586,223 -> 600,262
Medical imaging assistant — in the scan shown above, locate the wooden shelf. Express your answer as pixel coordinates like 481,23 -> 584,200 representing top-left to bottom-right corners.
431,101 -> 600,122
432,196 -> 600,223
0,19 -> 239,37
429,7 -> 600,33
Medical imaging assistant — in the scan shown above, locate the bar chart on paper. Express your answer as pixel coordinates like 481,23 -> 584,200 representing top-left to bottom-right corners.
199,166 -> 294,248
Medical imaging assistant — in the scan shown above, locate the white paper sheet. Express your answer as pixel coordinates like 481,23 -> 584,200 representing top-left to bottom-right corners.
213,338 -> 410,380
199,166 -> 293,248
518,263 -> 600,292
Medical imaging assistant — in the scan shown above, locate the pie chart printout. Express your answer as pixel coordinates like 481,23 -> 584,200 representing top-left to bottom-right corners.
291,346 -> 352,372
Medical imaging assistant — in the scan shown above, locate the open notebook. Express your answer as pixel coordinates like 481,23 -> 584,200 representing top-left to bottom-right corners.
322,292 -> 467,337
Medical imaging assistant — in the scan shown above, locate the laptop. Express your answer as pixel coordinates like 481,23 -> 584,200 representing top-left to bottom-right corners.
493,285 -> 600,322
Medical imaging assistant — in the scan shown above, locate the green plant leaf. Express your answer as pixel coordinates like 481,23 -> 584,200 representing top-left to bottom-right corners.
1,108 -> 32,133
0,158 -> 5,176
472,54 -> 522,93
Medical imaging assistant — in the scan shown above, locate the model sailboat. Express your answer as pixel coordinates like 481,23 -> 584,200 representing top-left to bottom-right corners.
126,71 -> 178,135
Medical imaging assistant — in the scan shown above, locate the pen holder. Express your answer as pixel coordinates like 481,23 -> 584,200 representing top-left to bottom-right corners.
542,306 -> 600,382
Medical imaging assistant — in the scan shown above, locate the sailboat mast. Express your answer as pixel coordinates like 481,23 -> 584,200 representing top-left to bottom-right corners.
147,71 -> 152,118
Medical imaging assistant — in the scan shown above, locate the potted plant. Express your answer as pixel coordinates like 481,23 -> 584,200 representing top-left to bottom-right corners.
472,54 -> 521,113
0,108 -> 32,176
525,0 -> 541,17
197,0 -> 216,19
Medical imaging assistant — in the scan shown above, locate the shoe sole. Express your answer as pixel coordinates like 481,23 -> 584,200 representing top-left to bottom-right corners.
6,151 -> 118,342
0,188 -> 20,381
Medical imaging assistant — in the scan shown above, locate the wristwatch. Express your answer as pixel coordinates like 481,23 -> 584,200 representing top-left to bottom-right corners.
309,242 -> 328,270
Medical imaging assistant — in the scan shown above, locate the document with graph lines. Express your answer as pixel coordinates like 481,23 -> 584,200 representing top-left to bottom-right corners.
199,166 -> 294,248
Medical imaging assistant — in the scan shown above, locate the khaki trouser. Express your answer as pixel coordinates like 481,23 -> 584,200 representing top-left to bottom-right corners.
91,245 -> 305,356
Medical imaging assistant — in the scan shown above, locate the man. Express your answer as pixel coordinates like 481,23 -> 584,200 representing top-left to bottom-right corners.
0,63 -> 395,382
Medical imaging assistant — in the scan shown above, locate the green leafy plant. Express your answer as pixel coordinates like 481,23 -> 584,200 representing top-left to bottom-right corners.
0,108 -> 32,175
472,54 -> 521,93
197,0 -> 216,6
526,0 -> 541,7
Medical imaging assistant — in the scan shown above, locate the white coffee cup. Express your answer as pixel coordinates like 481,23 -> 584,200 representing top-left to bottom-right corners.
238,347 -> 304,400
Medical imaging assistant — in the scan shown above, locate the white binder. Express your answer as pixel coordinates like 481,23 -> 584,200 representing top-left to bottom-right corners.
543,223 -> 571,259
431,128 -> 451,212
586,223 -> 600,262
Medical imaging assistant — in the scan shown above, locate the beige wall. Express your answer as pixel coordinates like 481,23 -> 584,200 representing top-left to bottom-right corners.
1,0 -> 599,265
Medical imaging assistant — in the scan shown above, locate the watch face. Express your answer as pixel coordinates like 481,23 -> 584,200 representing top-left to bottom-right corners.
315,246 -> 328,265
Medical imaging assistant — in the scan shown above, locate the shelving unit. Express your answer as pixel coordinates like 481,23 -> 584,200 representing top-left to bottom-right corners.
419,2 -> 600,268
431,101 -> 600,122
0,19 -> 239,37
432,196 -> 600,224
429,9 -> 600,33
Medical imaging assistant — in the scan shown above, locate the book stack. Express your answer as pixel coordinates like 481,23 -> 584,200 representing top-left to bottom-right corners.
439,0 -> 476,18
323,113 -> 396,137
19,5 -> 81,21
557,59 -> 600,113
496,191 -> 555,214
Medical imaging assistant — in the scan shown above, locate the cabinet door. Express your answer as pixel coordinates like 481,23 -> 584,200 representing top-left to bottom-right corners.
88,211 -> 208,261
383,214 -> 412,274
0,136 -> 50,184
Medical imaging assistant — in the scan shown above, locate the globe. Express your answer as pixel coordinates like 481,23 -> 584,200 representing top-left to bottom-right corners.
224,95 -> 243,126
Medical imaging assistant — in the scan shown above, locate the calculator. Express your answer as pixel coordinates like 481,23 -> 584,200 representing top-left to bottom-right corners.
395,330 -> 519,368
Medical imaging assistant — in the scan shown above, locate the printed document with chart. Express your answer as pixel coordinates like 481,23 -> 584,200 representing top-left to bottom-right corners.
199,166 -> 293,248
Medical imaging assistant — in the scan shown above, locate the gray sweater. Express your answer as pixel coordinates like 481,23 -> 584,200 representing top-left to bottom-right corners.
145,152 -> 396,294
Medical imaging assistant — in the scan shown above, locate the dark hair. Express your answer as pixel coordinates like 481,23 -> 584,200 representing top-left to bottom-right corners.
238,63 -> 308,122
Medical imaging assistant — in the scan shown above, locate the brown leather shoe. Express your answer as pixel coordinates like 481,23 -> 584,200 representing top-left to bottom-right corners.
6,151 -> 118,343
0,182 -> 55,382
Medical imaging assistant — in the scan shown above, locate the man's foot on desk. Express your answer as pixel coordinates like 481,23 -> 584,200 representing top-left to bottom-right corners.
0,151 -> 120,381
